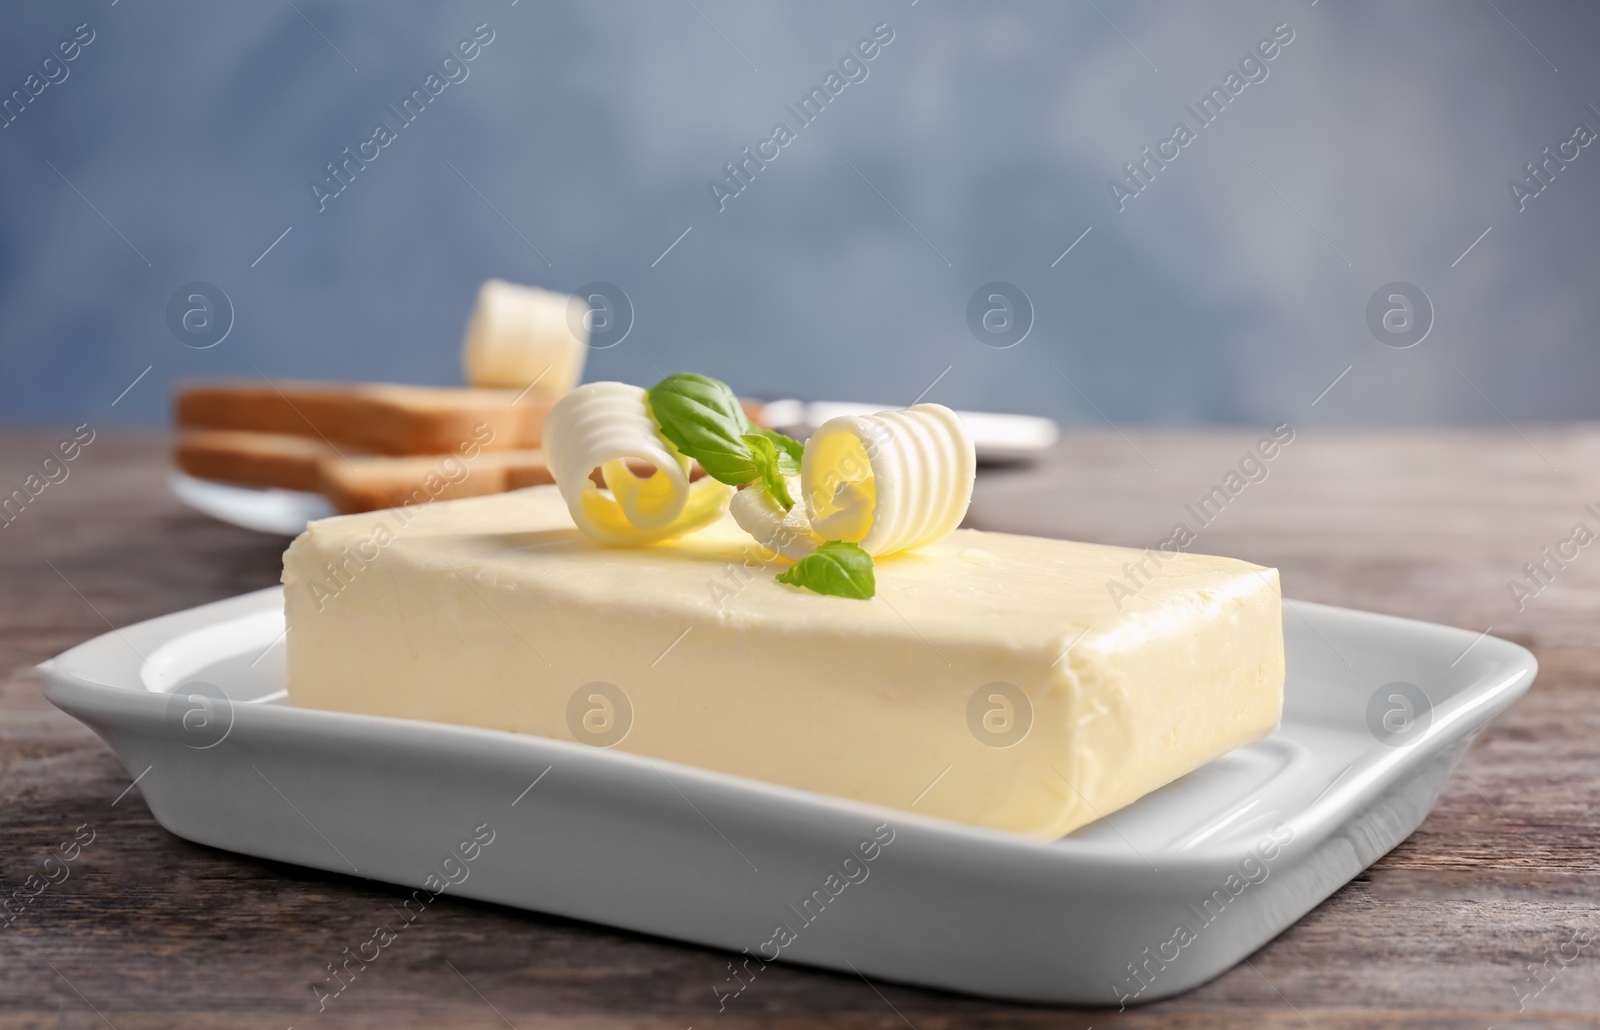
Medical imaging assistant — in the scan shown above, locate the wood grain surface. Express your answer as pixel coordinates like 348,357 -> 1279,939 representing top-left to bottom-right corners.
2,427 -> 1597,1029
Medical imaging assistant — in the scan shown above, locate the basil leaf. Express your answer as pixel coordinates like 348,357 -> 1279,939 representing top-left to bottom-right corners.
775,540 -> 875,599
646,373 -> 757,486
755,429 -> 804,477
742,433 -> 795,510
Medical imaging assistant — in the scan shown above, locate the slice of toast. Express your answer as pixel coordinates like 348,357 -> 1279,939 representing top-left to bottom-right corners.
177,381 -> 770,458
177,428 -> 716,516
176,429 -> 554,514
174,381 -> 557,456
318,449 -> 555,514
175,429 -> 329,494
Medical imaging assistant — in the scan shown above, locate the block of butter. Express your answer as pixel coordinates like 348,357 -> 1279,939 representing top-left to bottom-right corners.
282,487 -> 1284,840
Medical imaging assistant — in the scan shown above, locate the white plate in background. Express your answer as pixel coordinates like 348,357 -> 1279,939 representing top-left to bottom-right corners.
169,471 -> 333,536
763,400 -> 1060,464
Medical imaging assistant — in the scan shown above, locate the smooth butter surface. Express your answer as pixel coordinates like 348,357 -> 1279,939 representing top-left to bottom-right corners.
282,486 -> 1283,840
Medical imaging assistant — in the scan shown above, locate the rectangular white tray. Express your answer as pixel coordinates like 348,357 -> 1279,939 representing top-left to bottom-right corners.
38,587 -> 1533,1006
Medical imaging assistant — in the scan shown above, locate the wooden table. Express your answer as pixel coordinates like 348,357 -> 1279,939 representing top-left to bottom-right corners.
4,427 -> 1596,1028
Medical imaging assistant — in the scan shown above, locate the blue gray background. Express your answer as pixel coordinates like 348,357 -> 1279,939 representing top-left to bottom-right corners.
2,0 -> 1597,426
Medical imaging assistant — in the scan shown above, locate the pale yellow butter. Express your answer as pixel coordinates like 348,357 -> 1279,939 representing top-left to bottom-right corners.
282,487 -> 1284,840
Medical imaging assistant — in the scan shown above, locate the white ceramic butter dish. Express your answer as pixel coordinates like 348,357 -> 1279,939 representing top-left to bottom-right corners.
38,588 -> 1531,1005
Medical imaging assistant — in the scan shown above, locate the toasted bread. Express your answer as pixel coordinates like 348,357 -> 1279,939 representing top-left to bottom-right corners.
318,450 -> 555,514
176,382 -> 760,517
175,429 -> 328,494
174,381 -> 557,456
175,429 -> 554,514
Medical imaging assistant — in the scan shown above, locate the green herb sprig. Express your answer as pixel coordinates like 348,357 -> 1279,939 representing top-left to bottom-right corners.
646,373 -> 804,507
645,372 -> 874,598
775,540 -> 875,600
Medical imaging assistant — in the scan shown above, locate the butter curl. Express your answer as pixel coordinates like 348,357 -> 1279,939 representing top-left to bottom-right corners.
543,382 -> 732,545
801,403 -> 975,557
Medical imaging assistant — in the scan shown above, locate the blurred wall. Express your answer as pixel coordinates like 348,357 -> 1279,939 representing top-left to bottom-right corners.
1,0 -> 1597,426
